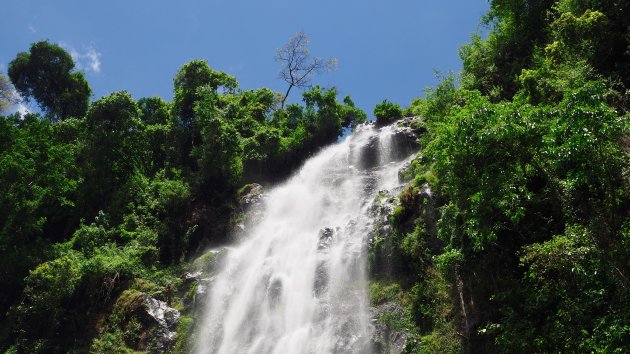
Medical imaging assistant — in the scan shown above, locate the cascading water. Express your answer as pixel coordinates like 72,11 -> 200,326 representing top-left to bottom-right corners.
195,122 -> 417,354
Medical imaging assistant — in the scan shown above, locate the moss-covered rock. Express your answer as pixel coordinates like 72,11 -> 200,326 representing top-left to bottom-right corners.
191,247 -> 227,275
91,288 -> 181,354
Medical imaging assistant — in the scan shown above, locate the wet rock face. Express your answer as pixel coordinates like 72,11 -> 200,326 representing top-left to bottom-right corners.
397,154 -> 425,183
235,183 -> 267,238
192,247 -> 228,274
367,181 -> 440,274
356,134 -> 381,170
267,278 -> 283,307
398,160 -> 414,183
143,295 -> 181,352
366,189 -> 403,279
367,190 -> 397,246
417,183 -> 440,253
396,116 -> 426,135
370,302 -> 411,354
354,117 -> 425,171
390,119 -> 422,161
313,261 -> 329,297
110,290 -> 181,353
239,183 -> 264,210
189,247 -> 227,307
317,227 -> 335,250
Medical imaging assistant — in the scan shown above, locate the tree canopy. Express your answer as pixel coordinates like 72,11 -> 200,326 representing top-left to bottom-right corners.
379,1 -> 630,352
8,41 -> 91,120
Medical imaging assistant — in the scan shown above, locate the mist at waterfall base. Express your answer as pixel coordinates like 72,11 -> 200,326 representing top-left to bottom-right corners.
195,123 -> 417,354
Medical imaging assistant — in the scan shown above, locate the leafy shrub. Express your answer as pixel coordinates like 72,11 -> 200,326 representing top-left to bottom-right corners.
370,281 -> 405,306
374,99 -> 403,126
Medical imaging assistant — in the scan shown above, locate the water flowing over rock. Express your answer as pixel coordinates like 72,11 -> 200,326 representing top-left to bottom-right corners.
194,122 -> 419,354
190,248 -> 229,307
235,183 -> 267,237
318,227 -> 335,250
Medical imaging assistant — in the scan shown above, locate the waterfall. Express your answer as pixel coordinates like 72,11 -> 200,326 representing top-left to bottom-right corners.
195,123 -> 415,354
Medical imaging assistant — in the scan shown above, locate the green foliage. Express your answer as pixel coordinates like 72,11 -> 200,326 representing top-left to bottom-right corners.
137,97 -> 174,175
370,281 -> 406,306
90,330 -> 138,354
239,85 -> 366,182
172,60 -> 238,126
82,91 -> 143,217
417,325 -> 462,354
389,3 -> 630,351
8,41 -> 91,120
138,97 -> 171,125
373,99 -> 403,126
434,249 -> 463,283
461,0 -> 630,103
174,315 -> 195,354
0,113 -> 78,320
460,0 -> 556,100
0,114 -> 78,239
21,251 -> 84,317
89,289 -> 147,354
340,95 -> 368,128
193,95 -> 243,189
301,85 -> 362,143
422,80 -> 628,348
69,212 -> 116,256
416,73 -> 458,125
0,40 -> 367,353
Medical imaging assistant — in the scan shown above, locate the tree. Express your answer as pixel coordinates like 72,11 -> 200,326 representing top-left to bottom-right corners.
0,113 -> 78,319
172,60 -> 238,127
138,96 -> 171,125
137,97 -> 173,175
374,99 -> 403,126
81,91 -> 143,217
8,41 -> 91,120
193,94 -> 243,190
275,32 -> 337,108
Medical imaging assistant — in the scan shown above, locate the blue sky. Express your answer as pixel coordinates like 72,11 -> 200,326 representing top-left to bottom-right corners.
1,0 -> 489,116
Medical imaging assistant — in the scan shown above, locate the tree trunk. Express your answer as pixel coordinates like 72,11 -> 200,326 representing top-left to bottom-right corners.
281,84 -> 293,109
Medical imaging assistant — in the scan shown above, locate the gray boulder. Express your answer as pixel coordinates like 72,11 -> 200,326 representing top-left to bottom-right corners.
235,183 -> 267,237
370,302 -> 412,354
143,295 -> 181,352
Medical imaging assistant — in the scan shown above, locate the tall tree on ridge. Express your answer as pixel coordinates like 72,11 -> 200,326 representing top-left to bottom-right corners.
8,41 -> 91,121
275,32 -> 337,109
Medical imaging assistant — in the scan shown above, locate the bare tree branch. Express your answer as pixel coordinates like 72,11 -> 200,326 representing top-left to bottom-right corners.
275,32 -> 337,108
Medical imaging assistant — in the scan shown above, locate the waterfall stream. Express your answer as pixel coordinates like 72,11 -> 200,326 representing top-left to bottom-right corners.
195,123 -> 416,354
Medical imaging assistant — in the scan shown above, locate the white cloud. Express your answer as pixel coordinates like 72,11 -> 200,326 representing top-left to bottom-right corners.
28,24 -> 36,33
66,47 -> 82,67
4,94 -> 31,117
85,48 -> 101,73
60,42 -> 102,73
15,102 -> 30,116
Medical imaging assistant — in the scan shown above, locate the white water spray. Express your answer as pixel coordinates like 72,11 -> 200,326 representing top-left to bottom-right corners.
195,123 -> 415,354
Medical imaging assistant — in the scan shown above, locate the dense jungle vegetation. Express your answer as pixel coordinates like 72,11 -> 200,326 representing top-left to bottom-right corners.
0,0 -> 629,352
0,39 -> 366,352
370,0 -> 630,352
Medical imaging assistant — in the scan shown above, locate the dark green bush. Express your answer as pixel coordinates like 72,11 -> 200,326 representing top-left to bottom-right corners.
374,99 -> 403,126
